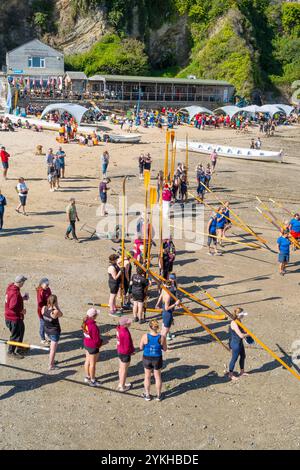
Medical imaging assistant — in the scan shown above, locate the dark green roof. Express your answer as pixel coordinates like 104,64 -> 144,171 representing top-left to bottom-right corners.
88,74 -> 232,86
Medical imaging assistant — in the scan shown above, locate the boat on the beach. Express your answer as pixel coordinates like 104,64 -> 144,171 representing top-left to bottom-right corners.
109,133 -> 141,143
4,113 -> 92,134
177,141 -> 284,163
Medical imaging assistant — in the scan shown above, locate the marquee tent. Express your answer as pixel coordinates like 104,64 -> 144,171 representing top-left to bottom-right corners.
178,106 -> 213,119
41,103 -> 90,124
214,105 -> 241,119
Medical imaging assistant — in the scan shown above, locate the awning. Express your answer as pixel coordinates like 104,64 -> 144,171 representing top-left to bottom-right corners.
214,106 -> 241,119
41,103 -> 90,124
178,106 -> 213,119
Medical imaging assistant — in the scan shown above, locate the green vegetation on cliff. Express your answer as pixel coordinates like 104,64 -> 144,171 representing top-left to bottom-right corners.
65,33 -> 149,76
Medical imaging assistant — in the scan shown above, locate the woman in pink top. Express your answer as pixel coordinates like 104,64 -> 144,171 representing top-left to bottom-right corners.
82,308 -> 103,387
116,317 -> 135,392
210,150 -> 218,172
162,184 -> 172,219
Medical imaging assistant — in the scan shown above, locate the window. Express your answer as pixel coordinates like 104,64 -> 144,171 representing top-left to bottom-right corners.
28,56 -> 45,68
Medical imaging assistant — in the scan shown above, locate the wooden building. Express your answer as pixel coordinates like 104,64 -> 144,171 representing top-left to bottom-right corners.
87,74 -> 234,107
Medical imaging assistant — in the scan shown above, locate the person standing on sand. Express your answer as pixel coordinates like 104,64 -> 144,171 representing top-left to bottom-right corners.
108,254 -> 123,317
116,316 -> 135,392
156,282 -> 179,344
227,308 -> 249,381
277,230 -> 291,276
101,150 -> 110,178
82,308 -> 102,387
56,147 -> 66,179
0,189 -> 7,229
65,198 -> 80,242
99,177 -> 110,216
207,212 -> 220,256
15,177 -> 29,216
42,294 -> 63,371
210,149 -> 218,172
130,266 -> 149,324
140,319 -> 167,401
4,275 -> 29,358
36,278 -> 52,345
0,146 -> 10,180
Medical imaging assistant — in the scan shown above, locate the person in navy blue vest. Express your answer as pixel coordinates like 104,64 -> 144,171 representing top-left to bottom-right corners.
228,308 -> 249,381
139,319 -> 167,401
207,212 -> 221,256
0,189 -> 7,229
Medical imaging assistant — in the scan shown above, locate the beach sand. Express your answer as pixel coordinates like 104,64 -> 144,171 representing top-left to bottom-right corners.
0,121 -> 299,450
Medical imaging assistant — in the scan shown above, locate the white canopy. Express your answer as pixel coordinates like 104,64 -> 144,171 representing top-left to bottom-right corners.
275,104 -> 295,116
214,105 -> 241,119
179,106 -> 213,119
41,103 -> 90,124
259,104 -> 285,117
240,105 -> 262,114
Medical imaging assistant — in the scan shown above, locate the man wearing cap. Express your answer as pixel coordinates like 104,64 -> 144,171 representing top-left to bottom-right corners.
4,275 -> 29,358
65,198 -> 80,242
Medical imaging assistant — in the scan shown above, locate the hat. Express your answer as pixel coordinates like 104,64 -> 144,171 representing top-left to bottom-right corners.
119,317 -> 132,326
15,275 -> 27,283
237,310 -> 248,318
39,278 -> 49,286
86,307 -> 100,318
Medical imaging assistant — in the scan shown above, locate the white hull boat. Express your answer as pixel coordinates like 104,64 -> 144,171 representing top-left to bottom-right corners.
177,141 -> 284,163
5,114 -> 92,135
109,133 -> 141,143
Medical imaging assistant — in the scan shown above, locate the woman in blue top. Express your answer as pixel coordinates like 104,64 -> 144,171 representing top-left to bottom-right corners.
0,190 -> 7,229
207,212 -> 220,256
140,320 -> 167,401
216,207 -> 228,247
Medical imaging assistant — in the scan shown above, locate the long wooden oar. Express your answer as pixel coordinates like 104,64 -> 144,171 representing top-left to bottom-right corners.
170,224 -> 262,250
143,169 -> 150,259
126,251 -> 225,316
199,181 -> 268,245
189,191 -> 246,231
196,285 -> 300,382
256,204 -> 300,250
269,198 -> 294,217
127,254 -> 230,351
185,134 -> 189,183
164,130 -> 170,181
0,339 -> 49,351
120,176 -> 128,306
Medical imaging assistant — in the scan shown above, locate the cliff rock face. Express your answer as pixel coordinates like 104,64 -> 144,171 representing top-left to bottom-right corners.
49,0 -> 108,54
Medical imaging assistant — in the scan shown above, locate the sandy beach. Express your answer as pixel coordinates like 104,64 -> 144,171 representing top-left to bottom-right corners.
0,121 -> 300,450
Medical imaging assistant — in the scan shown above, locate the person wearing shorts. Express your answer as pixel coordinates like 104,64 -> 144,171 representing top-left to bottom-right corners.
16,177 -> 28,215
0,146 -> 10,180
156,281 -> 180,343
140,320 -> 167,401
82,308 -> 102,387
207,212 -> 219,255
130,266 -> 149,324
42,294 -> 63,371
116,317 -> 135,392
108,254 -> 122,316
216,207 -> 227,247
277,230 -> 291,276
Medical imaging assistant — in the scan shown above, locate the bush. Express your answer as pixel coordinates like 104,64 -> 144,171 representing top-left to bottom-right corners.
65,34 -> 149,76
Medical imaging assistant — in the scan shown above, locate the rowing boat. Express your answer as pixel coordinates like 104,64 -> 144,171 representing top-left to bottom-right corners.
109,133 -> 141,143
5,113 -> 92,134
177,141 -> 284,163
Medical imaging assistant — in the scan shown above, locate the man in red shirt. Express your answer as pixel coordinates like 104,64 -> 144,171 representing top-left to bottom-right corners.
0,146 -> 10,180
5,275 -> 29,358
